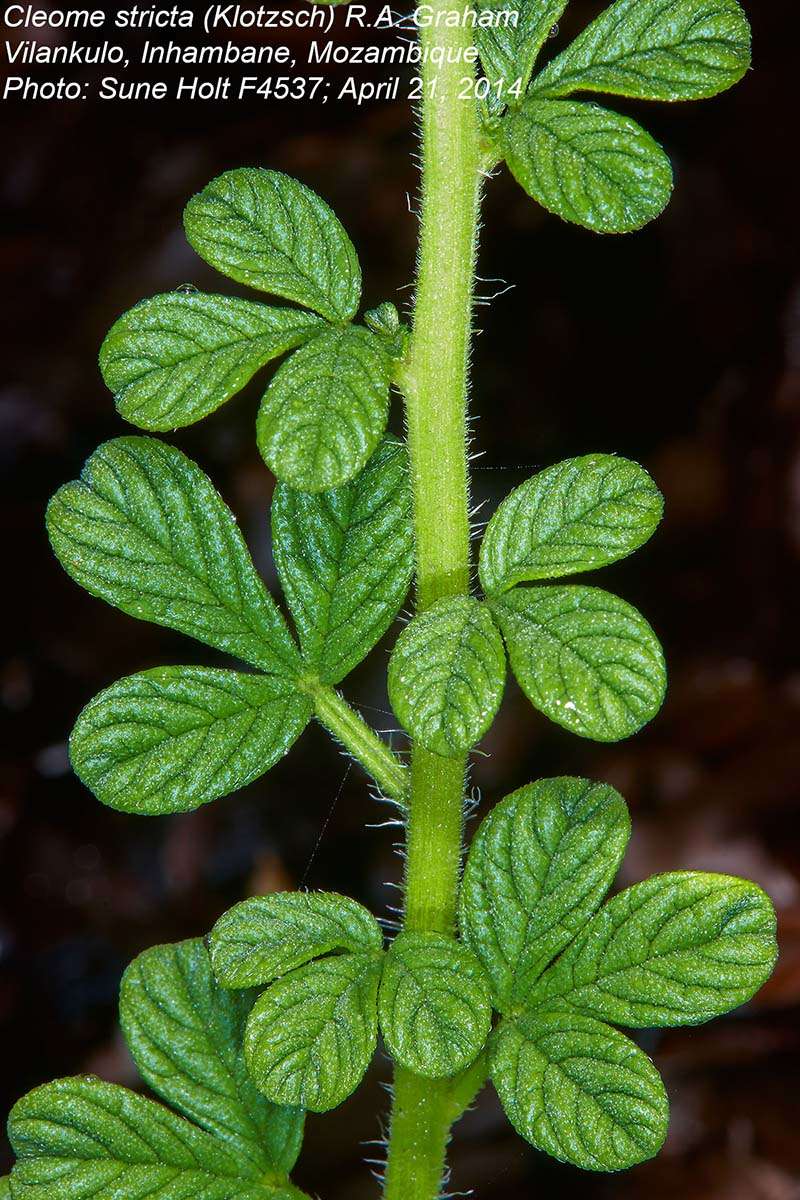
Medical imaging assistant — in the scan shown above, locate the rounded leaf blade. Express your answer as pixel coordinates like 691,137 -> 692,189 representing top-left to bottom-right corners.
491,1010 -> 668,1171
388,596 -> 506,756
244,953 -> 381,1112
479,454 -> 663,595
210,891 -> 383,989
502,98 -> 673,233
46,437 -> 301,678
493,585 -> 667,742
530,871 -> 779,1026
272,438 -> 413,684
70,667 -> 311,815
531,0 -> 752,103
184,168 -> 361,322
460,777 -> 630,1010
119,939 -> 304,1177
99,292 -> 324,432
378,933 -> 492,1078
257,326 -> 392,492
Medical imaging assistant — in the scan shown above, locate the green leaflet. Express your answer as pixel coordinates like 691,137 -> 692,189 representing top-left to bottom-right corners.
70,666 -> 311,815
459,777 -> 630,1011
119,940 -> 303,1178
7,1077 -> 309,1200
257,325 -> 392,492
502,98 -> 673,234
388,596 -> 506,757
0,1178 -> 9,1199
530,871 -> 778,1026
210,891 -> 383,988
272,438 -> 413,684
492,585 -> 666,742
476,0 -> 568,96
99,292 -> 324,432
479,454 -> 663,595
531,0 -> 751,103
378,932 -> 492,1078
46,437 -> 300,679
491,1010 -> 668,1171
184,168 -> 361,323
244,952 -> 382,1112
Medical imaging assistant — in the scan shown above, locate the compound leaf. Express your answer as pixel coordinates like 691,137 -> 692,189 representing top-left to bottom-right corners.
257,326 -> 392,492
210,891 -> 383,989
7,1077 -> 307,1200
388,596 -> 506,757
502,98 -> 673,233
272,438 -> 413,684
480,454 -> 663,595
100,292 -> 324,432
184,168 -> 361,323
491,1010 -> 668,1171
46,437 -> 300,679
119,939 -> 303,1178
70,667 -> 311,816
493,585 -> 666,741
530,871 -> 778,1026
476,0 -> 568,96
378,932 -> 492,1078
244,953 -> 382,1112
531,0 -> 751,103
460,777 -> 630,1011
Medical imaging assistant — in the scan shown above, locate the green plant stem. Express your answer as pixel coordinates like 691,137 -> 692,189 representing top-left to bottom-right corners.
310,682 -> 408,804
384,4 -> 483,1197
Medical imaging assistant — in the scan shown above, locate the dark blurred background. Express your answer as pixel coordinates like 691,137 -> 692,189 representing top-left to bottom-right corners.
2,1 -> 799,1196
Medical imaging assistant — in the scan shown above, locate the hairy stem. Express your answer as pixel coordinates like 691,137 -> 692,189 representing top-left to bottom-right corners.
384,4 -> 483,1197
310,683 -> 408,804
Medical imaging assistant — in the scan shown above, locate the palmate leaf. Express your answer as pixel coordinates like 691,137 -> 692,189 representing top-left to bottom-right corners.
46,437 -> 301,680
531,0 -> 752,103
257,325 -> 392,492
378,932 -> 492,1078
388,596 -> 506,756
184,168 -> 361,323
502,98 -> 673,233
530,871 -> 778,1026
7,1077 -> 310,1200
210,891 -> 383,988
119,940 -> 303,1178
69,666 -> 311,815
491,1010 -> 668,1171
244,953 -> 382,1112
460,777 -> 630,1011
492,584 -> 666,741
272,438 -> 413,684
476,0 -> 568,95
99,292 -> 324,432
479,454 -> 663,595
